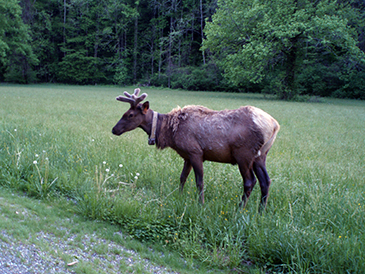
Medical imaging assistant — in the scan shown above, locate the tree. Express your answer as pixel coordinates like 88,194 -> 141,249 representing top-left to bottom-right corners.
203,0 -> 365,99
0,0 -> 38,83
102,0 -> 137,85
22,0 -> 60,82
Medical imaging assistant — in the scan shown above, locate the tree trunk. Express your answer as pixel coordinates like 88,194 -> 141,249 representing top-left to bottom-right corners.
189,13 -> 195,66
167,28 -> 172,87
200,0 -> 206,65
158,27 -> 162,79
63,0 -> 66,57
168,15 -> 174,88
282,0 -> 299,100
133,14 -> 138,84
151,39 -> 154,80
283,35 -> 300,100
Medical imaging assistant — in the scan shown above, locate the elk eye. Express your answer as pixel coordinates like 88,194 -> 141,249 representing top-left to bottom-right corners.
128,113 -> 134,118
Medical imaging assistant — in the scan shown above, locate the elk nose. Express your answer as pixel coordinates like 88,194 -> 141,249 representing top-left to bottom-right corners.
112,128 -> 117,135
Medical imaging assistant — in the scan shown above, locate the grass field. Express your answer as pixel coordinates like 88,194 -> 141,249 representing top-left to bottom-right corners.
1,84 -> 364,273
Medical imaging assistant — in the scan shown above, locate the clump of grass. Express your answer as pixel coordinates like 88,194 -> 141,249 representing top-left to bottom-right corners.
31,157 -> 58,199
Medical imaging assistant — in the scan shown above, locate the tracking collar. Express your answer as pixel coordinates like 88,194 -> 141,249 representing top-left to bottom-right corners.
148,111 -> 158,145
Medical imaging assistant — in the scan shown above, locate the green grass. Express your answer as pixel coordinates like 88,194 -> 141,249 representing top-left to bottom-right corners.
1,83 -> 365,273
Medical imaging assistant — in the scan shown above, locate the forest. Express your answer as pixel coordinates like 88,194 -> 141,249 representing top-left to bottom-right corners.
1,0 -> 365,99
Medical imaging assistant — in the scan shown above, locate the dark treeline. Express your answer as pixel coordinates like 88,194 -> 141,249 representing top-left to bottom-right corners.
1,0 -> 365,99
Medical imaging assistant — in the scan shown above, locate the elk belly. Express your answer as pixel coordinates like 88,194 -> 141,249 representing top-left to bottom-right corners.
201,142 -> 234,164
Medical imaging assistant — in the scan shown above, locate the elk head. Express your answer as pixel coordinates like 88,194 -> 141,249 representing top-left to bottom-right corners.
112,88 -> 150,136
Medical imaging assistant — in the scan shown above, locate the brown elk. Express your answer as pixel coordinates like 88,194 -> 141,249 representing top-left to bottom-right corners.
112,88 -> 280,210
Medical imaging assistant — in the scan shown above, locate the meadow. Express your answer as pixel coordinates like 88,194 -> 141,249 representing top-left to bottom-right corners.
0,84 -> 364,273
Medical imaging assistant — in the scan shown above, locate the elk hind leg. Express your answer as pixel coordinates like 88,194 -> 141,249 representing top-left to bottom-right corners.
253,157 -> 271,211
238,165 -> 257,209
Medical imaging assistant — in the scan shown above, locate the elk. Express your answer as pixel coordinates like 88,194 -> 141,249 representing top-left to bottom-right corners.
112,88 -> 280,210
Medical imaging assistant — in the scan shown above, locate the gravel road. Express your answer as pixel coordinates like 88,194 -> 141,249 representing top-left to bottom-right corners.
0,229 -> 179,274
0,194 -> 180,274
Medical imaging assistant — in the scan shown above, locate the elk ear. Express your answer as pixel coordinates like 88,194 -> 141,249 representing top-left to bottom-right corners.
142,101 -> 149,114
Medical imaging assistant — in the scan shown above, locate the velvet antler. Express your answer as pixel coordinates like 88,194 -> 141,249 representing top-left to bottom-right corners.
116,88 -> 148,108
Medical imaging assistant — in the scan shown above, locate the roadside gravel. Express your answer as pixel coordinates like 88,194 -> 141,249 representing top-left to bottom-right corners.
0,229 -> 178,274
0,193 -> 180,274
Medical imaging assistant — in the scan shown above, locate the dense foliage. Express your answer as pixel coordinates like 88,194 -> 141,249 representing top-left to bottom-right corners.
203,0 -> 365,99
0,0 -> 365,99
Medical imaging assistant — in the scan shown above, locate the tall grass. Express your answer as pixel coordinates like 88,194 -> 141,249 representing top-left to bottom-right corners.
1,84 -> 364,272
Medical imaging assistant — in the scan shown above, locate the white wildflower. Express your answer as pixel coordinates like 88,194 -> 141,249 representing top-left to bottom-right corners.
136,173 -> 140,176
103,161 -> 106,165
35,154 -> 39,157
134,176 -> 138,180
119,164 -> 123,168
14,129 -> 17,132
105,169 -> 110,173
33,160 -> 37,165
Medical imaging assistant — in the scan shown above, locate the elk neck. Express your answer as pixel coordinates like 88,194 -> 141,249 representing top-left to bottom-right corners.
139,110 -> 172,149
138,109 -> 156,143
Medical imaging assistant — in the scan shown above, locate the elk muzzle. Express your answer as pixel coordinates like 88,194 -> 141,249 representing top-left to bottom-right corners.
111,127 -> 121,135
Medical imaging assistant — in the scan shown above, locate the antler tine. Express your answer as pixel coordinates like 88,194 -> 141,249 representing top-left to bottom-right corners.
129,88 -> 141,100
134,93 -> 148,105
116,95 -> 135,105
134,88 -> 141,96
123,91 -> 133,98
116,89 -> 148,107
123,88 -> 140,100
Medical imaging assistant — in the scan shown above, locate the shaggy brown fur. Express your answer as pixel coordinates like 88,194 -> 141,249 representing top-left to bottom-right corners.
112,90 -> 280,209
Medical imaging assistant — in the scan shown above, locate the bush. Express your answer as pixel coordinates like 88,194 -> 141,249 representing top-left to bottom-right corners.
149,63 -> 232,91
150,73 -> 169,87
4,56 -> 38,84
332,66 -> 365,99
56,51 -> 106,84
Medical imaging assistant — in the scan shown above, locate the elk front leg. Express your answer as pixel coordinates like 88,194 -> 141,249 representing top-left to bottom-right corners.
180,159 -> 192,192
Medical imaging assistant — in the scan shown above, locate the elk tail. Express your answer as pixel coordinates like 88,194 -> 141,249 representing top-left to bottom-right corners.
258,119 -> 280,157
